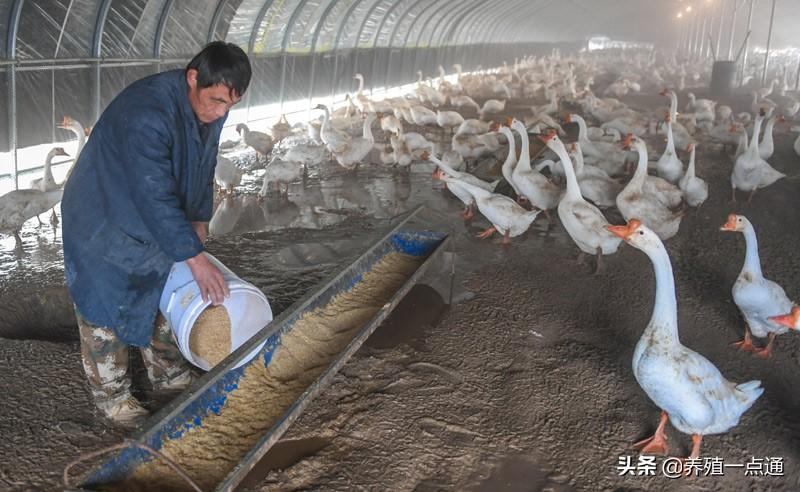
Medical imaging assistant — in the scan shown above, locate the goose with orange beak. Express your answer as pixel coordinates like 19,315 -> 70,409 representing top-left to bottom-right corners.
770,307 -> 800,331
720,214 -> 794,358
606,219 -> 763,460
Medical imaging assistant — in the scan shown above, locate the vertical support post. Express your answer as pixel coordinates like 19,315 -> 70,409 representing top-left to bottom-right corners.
740,0 -> 754,83
795,55 -> 800,91
715,0 -> 725,60
51,67 -> 56,143
761,0 -> 776,86
8,64 -> 18,190
93,62 -> 102,122
727,0 -> 738,60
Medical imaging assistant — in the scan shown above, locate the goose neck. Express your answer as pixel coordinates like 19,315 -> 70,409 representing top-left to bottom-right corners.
644,238 -> 680,343
741,224 -> 764,278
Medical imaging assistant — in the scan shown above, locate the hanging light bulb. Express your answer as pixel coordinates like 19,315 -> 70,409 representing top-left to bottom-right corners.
686,6 -> 692,12
677,12 -> 683,18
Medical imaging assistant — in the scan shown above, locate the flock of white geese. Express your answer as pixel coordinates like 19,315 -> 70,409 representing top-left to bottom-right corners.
227,51 -> 800,463
3,50 -> 800,465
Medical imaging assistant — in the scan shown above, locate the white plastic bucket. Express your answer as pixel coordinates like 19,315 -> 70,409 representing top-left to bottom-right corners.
159,252 -> 273,371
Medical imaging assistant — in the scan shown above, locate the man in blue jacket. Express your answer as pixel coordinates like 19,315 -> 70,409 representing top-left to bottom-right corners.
62,42 -> 251,426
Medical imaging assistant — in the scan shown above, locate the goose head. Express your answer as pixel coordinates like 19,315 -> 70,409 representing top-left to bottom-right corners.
235,123 -> 248,135
48,147 -> 70,159
769,306 -> 800,330
606,219 -> 655,248
720,213 -> 750,233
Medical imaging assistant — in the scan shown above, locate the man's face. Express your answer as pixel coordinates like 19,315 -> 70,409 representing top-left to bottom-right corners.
186,68 -> 242,124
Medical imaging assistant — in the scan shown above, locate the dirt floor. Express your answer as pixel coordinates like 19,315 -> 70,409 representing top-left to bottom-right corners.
2,89 -> 800,491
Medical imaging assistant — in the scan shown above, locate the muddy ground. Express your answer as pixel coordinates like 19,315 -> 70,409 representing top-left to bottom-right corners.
1,89 -> 800,491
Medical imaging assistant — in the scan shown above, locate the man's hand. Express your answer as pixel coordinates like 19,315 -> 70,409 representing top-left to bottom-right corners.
186,253 -> 229,305
191,221 -> 208,244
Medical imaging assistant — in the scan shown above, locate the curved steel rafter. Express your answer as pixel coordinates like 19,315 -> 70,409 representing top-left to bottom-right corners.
92,0 -> 114,58
6,0 -> 25,59
154,0 -> 175,58
462,0 -> 535,46
248,1 -> 276,55
207,0 -> 228,43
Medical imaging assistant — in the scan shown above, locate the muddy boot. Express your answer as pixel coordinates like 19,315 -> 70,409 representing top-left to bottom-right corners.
99,395 -> 149,428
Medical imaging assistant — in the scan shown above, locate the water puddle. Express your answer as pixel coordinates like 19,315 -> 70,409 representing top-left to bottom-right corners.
471,455 -> 575,492
366,284 -> 447,351
237,436 -> 332,490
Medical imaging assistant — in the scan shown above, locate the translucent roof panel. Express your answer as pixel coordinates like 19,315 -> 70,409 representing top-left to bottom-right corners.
210,0 -> 245,43
15,0 -> 71,59
225,0 -> 270,52
56,0 -> 101,58
335,0 -> 382,50
252,0 -> 302,54
313,0 -> 359,52
0,0 -> 10,57
355,0 -> 394,48
386,0 -> 431,48
161,1 -> 220,57
373,0 -> 415,48
101,0 -> 164,58
286,0 -> 324,53
405,0 -> 449,48
414,0 -> 460,48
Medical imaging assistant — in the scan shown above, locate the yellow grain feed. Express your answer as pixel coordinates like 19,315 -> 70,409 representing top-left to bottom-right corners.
125,252 -> 422,491
189,305 -> 232,367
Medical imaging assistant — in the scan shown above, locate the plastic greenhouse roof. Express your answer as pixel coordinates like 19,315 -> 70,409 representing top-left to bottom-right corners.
2,1 -> 799,61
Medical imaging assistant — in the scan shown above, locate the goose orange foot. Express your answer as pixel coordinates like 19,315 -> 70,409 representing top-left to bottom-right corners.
731,325 -> 757,352
476,227 -> 496,239
633,411 -> 669,456
753,333 -> 776,359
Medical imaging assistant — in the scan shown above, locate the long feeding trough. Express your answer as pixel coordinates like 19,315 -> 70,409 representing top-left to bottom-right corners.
79,207 -> 449,491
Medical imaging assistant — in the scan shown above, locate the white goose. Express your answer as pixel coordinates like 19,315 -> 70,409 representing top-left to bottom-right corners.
605,219 -> 763,460
731,113 -> 785,203
479,99 -> 505,121
720,214 -> 794,358
542,133 -> 621,274
332,112 -> 377,170
30,147 -> 69,193
433,169 -> 540,244
259,155 -> 304,198
757,115 -> 779,161
566,113 -> 627,177
569,143 -> 622,209
656,116 -> 683,185
214,155 -> 244,194
0,189 -> 64,249
678,144 -> 707,207
57,116 -> 87,183
510,119 -> 563,219
617,136 -> 683,240
448,95 -> 481,113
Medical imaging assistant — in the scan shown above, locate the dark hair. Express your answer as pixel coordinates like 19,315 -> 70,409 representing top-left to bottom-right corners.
186,41 -> 251,98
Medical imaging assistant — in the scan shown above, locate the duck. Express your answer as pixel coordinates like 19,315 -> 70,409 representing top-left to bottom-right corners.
432,169 -> 540,244
542,133 -> 621,274
678,144 -> 708,208
236,123 -> 274,162
731,112 -> 785,203
720,214 -> 794,358
259,155 -> 304,199
214,155 -> 244,194
757,115 -> 779,161
605,219 -> 763,460
510,119 -> 563,219
616,136 -> 683,240
656,116 -> 683,185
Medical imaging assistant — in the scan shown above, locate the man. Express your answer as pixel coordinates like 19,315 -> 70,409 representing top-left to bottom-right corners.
61,42 -> 251,426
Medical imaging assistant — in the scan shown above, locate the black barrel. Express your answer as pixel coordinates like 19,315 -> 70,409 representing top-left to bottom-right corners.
710,61 -> 737,97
